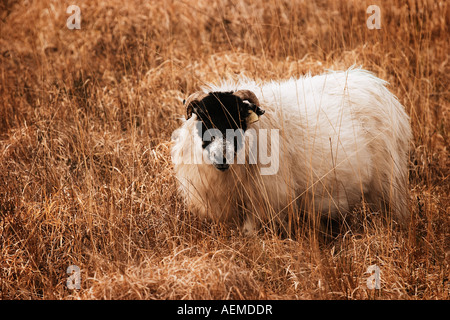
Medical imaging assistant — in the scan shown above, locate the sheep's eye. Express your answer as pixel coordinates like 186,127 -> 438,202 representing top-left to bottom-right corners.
202,140 -> 211,149
202,135 -> 215,149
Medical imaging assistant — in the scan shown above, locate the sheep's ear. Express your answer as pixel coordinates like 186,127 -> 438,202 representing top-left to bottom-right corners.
247,110 -> 260,124
186,105 -> 195,119
234,90 -> 265,125
246,104 -> 265,125
184,91 -> 208,119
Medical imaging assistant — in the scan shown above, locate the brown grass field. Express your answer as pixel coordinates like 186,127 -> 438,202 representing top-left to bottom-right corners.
0,0 -> 449,300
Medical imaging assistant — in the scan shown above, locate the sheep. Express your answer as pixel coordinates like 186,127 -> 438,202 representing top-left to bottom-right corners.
171,68 -> 412,235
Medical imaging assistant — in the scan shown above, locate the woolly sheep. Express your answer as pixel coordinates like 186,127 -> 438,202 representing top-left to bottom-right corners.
171,68 -> 412,234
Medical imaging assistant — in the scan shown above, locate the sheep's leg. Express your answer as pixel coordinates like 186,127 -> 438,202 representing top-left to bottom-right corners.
242,215 -> 258,236
240,199 -> 265,236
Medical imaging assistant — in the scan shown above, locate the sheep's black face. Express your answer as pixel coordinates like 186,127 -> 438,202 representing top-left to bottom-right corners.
187,91 -> 264,172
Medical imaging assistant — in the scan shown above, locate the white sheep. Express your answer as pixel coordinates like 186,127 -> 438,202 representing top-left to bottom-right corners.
171,68 -> 412,234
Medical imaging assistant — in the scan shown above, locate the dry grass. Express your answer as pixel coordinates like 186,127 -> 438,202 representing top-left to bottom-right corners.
0,0 -> 449,300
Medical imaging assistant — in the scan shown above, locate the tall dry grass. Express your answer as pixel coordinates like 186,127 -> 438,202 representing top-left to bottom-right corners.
0,0 -> 448,299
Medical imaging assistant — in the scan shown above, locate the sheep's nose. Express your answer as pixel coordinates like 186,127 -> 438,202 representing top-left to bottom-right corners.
214,162 -> 230,171
208,138 -> 233,171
